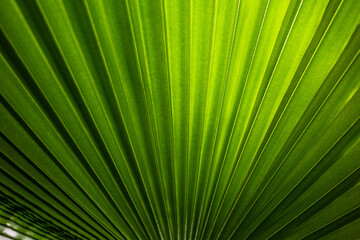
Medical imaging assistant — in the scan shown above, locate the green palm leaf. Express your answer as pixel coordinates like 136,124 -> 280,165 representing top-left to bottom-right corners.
0,0 -> 359,239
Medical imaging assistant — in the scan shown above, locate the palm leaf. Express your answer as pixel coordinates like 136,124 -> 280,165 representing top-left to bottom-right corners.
0,0 -> 359,239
